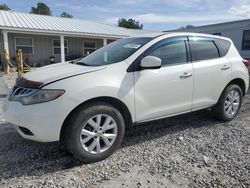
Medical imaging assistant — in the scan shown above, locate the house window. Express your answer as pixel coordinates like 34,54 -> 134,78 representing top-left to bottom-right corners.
242,30 -> 250,50
15,37 -> 34,54
213,33 -> 221,36
53,39 -> 68,54
107,39 -> 116,44
83,41 -> 96,55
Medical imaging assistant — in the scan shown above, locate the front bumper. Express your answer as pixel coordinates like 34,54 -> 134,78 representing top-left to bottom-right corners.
3,97 -> 78,142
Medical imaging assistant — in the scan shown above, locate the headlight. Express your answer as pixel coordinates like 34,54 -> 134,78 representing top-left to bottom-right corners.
10,89 -> 65,105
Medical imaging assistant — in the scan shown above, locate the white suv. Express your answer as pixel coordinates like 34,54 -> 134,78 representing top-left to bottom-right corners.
4,33 -> 249,163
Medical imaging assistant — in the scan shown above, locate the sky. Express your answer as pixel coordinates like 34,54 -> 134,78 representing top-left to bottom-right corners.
1,0 -> 250,31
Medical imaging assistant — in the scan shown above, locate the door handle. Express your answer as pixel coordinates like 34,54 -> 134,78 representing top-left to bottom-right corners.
180,72 -> 192,79
221,65 -> 230,70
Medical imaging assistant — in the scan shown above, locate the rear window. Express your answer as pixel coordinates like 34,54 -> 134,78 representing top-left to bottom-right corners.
189,40 -> 219,61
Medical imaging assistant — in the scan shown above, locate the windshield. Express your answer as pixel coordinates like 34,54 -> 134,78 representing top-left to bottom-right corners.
77,37 -> 152,66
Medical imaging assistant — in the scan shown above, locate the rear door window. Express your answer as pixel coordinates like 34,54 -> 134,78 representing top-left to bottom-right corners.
189,39 -> 219,61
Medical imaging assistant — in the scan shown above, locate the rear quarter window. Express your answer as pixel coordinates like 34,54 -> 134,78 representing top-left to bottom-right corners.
213,38 -> 231,57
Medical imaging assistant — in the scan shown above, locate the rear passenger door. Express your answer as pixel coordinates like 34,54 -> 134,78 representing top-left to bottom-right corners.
189,37 -> 232,110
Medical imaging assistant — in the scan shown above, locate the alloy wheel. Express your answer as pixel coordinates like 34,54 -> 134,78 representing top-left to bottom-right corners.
224,89 -> 240,117
80,114 -> 118,154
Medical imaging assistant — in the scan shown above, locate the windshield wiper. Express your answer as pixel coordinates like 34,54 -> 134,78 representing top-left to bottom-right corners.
76,61 -> 91,66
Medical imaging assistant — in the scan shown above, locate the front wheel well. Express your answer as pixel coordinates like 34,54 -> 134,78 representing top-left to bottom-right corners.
60,97 -> 133,142
226,78 -> 246,96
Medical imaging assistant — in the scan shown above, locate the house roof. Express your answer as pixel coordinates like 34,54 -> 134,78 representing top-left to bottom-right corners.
0,10 -> 152,38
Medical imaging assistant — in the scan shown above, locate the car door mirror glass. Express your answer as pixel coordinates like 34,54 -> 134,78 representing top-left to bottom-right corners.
140,56 -> 162,69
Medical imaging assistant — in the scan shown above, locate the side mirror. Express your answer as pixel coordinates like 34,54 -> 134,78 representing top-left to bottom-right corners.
140,56 -> 161,69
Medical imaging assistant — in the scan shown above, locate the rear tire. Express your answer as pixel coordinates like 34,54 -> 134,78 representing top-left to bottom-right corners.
213,84 -> 243,122
64,102 -> 125,163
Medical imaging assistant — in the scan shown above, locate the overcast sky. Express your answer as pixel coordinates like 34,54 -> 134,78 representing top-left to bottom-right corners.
1,0 -> 250,31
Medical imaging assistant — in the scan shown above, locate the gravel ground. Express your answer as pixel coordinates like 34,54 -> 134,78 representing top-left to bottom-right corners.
0,73 -> 249,188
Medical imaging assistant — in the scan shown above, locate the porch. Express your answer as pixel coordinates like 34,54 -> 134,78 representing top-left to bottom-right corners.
0,30 -> 117,67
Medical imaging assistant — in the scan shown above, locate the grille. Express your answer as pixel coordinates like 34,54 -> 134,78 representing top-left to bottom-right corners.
9,84 -> 37,100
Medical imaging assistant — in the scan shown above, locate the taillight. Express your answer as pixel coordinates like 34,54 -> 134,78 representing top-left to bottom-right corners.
242,59 -> 249,68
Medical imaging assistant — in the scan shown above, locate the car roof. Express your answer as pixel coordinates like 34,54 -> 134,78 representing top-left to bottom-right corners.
134,32 -> 231,42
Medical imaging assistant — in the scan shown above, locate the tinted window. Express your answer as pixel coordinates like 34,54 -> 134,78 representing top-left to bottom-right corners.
214,38 -> 231,57
242,30 -> 250,50
147,40 -> 187,65
189,40 -> 219,61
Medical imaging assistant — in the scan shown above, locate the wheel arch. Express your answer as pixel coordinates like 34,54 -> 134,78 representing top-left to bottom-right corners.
226,78 -> 246,96
60,96 -> 133,142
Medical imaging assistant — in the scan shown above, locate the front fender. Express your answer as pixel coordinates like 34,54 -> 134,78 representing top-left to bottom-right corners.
43,64 -> 135,122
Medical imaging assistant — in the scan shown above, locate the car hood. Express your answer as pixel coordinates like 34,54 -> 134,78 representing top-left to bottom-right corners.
23,62 -> 106,86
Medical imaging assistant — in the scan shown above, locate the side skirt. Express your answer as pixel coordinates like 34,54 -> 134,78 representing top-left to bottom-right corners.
133,105 -> 213,125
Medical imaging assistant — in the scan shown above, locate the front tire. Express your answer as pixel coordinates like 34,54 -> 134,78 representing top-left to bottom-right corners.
64,102 -> 125,163
213,84 -> 243,122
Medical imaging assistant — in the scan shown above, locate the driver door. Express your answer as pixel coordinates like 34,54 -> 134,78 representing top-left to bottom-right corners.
134,37 -> 193,122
